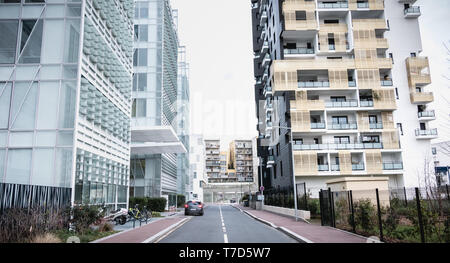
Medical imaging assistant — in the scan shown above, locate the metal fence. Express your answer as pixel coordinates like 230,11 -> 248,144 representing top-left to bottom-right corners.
263,183 -> 309,211
318,185 -> 450,243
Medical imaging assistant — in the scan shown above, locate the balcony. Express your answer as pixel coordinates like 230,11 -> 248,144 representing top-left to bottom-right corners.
331,164 -> 340,171
264,86 -> 273,97
325,100 -> 358,108
318,164 -> 329,171
328,122 -> 358,130
262,41 -> 269,53
262,54 -> 271,67
267,156 -> 275,166
418,110 -> 436,120
298,81 -> 330,88
410,92 -> 434,104
284,47 -> 315,55
348,81 -> 356,87
260,10 -> 268,26
404,6 -> 421,18
383,162 -> 404,170
318,1 -> 348,9
292,142 -> 383,151
415,128 -> 438,139
311,122 -> 326,129
357,2 -> 369,8
380,80 -> 393,86
352,163 -> 365,171
369,122 -> 383,130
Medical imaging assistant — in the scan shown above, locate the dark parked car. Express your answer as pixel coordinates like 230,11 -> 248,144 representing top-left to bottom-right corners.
184,201 -> 204,216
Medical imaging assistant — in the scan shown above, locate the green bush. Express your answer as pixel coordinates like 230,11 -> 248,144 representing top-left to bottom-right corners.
147,197 -> 167,212
307,199 -> 320,217
354,199 -> 377,234
129,197 -> 148,210
177,194 -> 186,208
72,205 -> 102,233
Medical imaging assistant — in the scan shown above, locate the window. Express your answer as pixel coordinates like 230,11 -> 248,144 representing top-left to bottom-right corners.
332,116 -> 348,124
0,20 -> 19,64
334,136 -> 350,144
389,53 -> 394,64
324,19 -> 339,24
395,88 -> 399,99
397,123 -> 403,135
295,11 -> 307,20
19,19 -> 43,64
132,99 -> 147,117
294,139 -> 303,145
369,115 -> 378,124
362,135 -> 380,143
331,96 -> 346,102
273,163 -> 277,179
432,147 -> 437,155
276,143 -> 280,156
132,73 -> 147,91
280,161 -> 283,177
411,52 -> 417,57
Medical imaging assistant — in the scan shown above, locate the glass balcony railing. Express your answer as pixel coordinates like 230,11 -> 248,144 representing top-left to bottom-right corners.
292,142 -> 383,151
318,164 -> 329,171
380,80 -> 393,86
298,81 -> 330,88
369,123 -> 383,129
325,100 -> 358,108
328,122 -> 358,130
318,2 -> 349,9
284,48 -> 315,55
348,81 -> 356,87
418,110 -> 435,118
311,122 -> 326,129
415,128 -> 438,136
352,163 -> 365,171
331,164 -> 340,171
404,6 -> 421,15
360,100 -> 374,107
383,162 -> 404,170
329,44 -> 336,50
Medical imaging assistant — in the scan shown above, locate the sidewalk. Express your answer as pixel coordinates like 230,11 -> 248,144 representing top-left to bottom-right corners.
93,213 -> 189,243
236,205 -> 368,243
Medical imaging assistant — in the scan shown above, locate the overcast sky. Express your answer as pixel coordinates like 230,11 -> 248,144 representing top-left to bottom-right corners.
172,0 -> 450,148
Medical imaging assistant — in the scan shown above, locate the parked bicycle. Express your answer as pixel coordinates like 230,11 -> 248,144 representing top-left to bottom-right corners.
128,204 -> 152,222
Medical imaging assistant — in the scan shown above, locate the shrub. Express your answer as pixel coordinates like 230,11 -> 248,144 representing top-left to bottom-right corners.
98,222 -> 114,233
129,197 -> 148,210
0,207 -> 70,243
31,233 -> 62,243
177,195 -> 186,208
147,197 -> 167,212
354,199 -> 377,234
72,205 -> 102,233
152,211 -> 162,217
307,199 -> 320,217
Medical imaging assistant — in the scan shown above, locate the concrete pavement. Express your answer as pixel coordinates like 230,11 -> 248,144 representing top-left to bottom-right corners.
235,205 -> 368,243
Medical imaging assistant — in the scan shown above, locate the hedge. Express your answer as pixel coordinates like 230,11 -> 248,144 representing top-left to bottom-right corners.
129,197 -> 167,212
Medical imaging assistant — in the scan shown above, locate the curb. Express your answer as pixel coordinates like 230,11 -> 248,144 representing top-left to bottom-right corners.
233,205 -> 313,243
142,217 -> 191,243
323,226 -> 381,243
90,218 -> 163,243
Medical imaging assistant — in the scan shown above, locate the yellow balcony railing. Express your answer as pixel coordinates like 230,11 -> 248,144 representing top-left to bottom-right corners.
410,92 -> 434,104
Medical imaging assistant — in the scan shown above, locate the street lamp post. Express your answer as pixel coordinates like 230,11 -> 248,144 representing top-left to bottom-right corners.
272,126 -> 298,221
259,156 -> 264,205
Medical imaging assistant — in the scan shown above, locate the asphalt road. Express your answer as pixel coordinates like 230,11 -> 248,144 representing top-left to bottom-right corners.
158,205 -> 297,243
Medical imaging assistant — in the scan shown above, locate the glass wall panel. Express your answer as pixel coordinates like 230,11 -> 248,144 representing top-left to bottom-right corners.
58,81 -> 76,128
54,147 -> 73,188
0,149 -> 4,182
0,82 -> 12,129
35,131 -> 56,147
0,131 -> 7,147
0,20 -> 19,64
57,131 -> 73,146
9,131 -> 33,147
32,148 -> 54,186
36,81 -> 59,129
6,148 -> 32,184
40,65 -> 61,79
41,19 -> 64,63
64,19 -> 80,63
19,19 -> 43,64
11,82 -> 38,130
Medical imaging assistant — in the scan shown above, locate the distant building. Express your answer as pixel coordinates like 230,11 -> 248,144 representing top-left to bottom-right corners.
189,134 -> 207,202
432,141 -> 450,185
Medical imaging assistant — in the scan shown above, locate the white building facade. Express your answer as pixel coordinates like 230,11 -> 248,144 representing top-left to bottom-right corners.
0,0 -> 134,210
189,134 -> 206,202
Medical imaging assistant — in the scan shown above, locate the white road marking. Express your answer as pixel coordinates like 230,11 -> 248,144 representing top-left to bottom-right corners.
219,205 -> 228,243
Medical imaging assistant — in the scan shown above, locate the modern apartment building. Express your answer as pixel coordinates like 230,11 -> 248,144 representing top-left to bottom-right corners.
189,134 -> 207,202
204,140 -> 223,183
130,0 -> 186,207
230,140 -> 254,183
432,141 -> 450,185
251,0 -> 437,194
0,0 -> 134,210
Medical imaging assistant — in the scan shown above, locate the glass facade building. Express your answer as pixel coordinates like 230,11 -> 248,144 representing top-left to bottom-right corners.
0,0 -> 134,210
130,0 -> 187,207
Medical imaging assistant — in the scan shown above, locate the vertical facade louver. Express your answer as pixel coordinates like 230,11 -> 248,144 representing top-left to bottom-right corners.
0,0 -> 134,210
251,0 -> 436,195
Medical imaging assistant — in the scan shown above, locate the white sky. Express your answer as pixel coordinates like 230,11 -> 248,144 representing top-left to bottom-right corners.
172,0 -> 450,148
